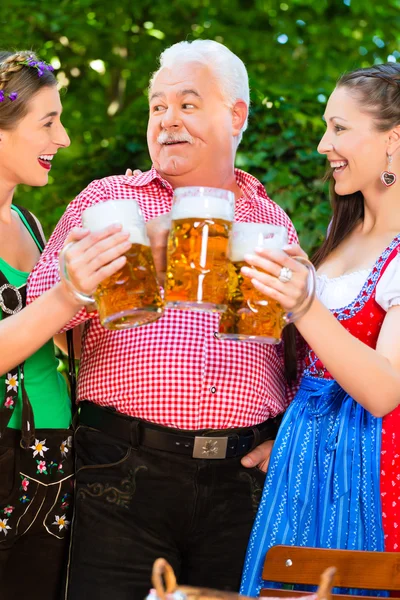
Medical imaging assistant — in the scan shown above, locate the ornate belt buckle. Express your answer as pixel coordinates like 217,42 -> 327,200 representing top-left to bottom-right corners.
192,436 -> 228,459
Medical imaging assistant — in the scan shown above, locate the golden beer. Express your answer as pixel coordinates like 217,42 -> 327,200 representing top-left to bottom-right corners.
165,187 -> 235,312
217,223 -> 316,343
95,243 -> 164,329
217,223 -> 289,344
79,199 -> 164,329
219,260 -> 286,344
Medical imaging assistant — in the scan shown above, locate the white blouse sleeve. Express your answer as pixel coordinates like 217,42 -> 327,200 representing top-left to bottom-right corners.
376,253 -> 400,311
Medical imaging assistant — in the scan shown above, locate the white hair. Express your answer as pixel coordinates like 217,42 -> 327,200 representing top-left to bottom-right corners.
149,39 -> 250,144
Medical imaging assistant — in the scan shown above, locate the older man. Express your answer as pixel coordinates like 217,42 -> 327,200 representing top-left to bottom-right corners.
28,40 -> 305,599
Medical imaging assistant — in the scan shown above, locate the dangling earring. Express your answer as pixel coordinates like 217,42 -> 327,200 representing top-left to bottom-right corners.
381,154 -> 397,187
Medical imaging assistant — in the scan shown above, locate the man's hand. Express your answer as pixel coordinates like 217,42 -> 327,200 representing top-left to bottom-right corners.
241,440 -> 274,473
124,168 -> 170,285
125,168 -> 142,177
146,214 -> 171,287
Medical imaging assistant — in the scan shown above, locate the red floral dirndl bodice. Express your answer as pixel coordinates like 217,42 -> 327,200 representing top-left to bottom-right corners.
304,234 -> 400,552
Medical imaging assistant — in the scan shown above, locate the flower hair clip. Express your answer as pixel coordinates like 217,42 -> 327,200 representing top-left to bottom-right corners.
0,90 -> 18,102
22,57 -> 54,78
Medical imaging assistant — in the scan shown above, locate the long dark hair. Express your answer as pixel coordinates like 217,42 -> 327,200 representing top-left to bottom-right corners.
286,63 -> 400,383
313,63 -> 400,269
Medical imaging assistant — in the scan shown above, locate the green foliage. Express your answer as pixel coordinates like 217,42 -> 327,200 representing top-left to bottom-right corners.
3,0 -> 400,252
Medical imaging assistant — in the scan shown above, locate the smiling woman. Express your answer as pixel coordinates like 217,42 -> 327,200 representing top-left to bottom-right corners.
240,63 -> 400,597
0,50 -> 131,600
0,54 -> 70,187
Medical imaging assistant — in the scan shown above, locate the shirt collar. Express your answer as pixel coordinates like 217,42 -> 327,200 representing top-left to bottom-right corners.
234,168 -> 268,205
124,166 -> 171,190
125,165 -> 266,205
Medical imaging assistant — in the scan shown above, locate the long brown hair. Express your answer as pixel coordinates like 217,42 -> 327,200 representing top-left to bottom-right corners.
0,50 -> 57,131
286,63 -> 400,383
313,62 -> 400,268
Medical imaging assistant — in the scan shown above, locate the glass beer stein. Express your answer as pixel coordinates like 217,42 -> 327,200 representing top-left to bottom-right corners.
164,187 -> 235,312
216,223 -> 316,344
60,200 -> 164,329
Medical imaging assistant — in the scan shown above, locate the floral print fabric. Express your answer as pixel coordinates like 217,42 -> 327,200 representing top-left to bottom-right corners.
0,428 -> 74,546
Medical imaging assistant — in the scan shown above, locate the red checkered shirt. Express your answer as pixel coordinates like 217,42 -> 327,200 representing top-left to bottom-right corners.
28,167 -> 303,429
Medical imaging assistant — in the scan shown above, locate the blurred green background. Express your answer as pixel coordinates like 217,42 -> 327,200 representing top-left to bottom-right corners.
3,0 -> 400,252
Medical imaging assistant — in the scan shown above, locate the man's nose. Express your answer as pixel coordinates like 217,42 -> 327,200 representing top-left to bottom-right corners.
161,106 -> 181,129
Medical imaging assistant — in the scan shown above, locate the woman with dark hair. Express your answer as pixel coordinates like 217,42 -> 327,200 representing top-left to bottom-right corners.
0,51 -> 131,599
240,63 -> 400,596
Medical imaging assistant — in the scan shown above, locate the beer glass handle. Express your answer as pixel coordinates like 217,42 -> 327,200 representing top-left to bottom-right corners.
284,256 -> 317,324
58,243 -> 95,304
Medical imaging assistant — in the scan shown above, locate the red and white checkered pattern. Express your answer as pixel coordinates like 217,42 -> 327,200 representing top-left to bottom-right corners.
28,167 -> 302,429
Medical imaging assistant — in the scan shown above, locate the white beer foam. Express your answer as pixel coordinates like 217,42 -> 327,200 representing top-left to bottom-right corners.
82,199 -> 149,246
171,195 -> 234,221
229,223 -> 288,262
125,225 -> 149,246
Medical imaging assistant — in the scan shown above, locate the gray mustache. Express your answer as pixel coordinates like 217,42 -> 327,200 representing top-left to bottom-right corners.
157,132 -> 194,145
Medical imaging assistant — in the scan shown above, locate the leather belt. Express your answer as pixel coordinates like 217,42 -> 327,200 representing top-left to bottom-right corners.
78,401 -> 282,460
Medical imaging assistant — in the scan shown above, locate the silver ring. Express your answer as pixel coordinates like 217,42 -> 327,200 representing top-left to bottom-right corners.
278,266 -> 293,283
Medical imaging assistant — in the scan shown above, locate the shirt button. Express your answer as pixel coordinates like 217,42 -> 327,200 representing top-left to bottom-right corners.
210,386 -> 217,394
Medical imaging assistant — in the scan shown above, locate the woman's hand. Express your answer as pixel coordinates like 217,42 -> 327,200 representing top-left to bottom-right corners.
60,224 -> 131,302
241,243 -> 310,315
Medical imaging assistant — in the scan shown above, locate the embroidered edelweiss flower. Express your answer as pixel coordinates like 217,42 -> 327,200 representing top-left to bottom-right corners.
52,514 -> 70,531
5,373 -> 18,392
30,439 -> 49,458
37,460 -> 47,474
4,397 -> 14,409
3,506 -> 14,516
0,519 -> 11,535
60,440 -> 69,457
202,440 -> 219,456
21,477 -> 29,491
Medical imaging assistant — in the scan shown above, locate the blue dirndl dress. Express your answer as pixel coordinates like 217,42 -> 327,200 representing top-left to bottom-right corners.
239,375 -> 384,596
239,234 -> 400,597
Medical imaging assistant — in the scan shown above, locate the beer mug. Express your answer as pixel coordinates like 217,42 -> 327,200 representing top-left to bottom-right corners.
164,187 -> 235,312
216,223 -> 316,344
60,200 -> 164,330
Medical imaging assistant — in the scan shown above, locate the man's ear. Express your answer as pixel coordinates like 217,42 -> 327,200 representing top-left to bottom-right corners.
231,100 -> 248,137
